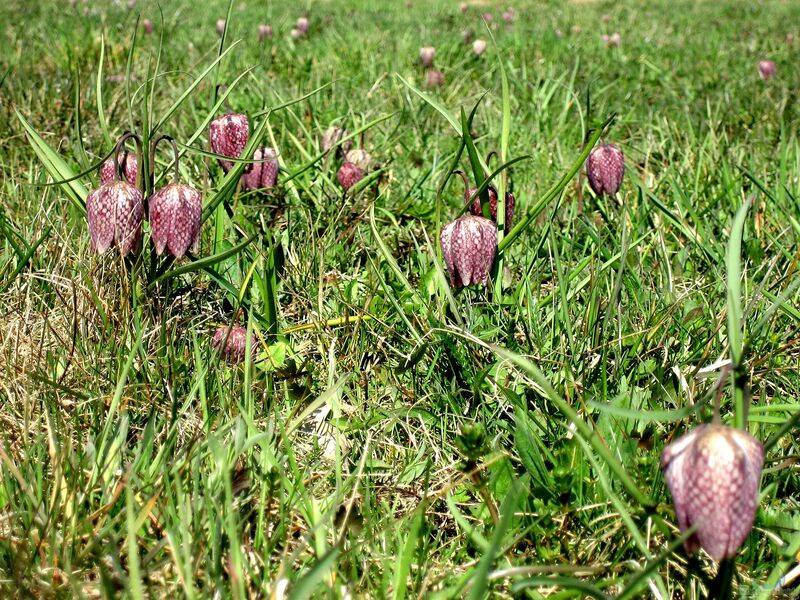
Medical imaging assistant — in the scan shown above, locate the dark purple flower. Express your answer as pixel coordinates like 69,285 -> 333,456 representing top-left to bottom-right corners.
337,162 -> 363,191
661,424 -> 764,561
758,60 -> 776,80
100,150 -> 139,186
212,325 -> 253,363
149,183 -> 202,259
86,180 -> 144,256
440,214 -> 497,287
459,171 -> 514,233
209,113 -> 249,173
242,147 -> 279,193
586,143 -> 624,196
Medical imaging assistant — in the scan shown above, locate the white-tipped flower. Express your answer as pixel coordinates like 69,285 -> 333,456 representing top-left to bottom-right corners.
472,39 -> 487,56
419,46 -> 436,67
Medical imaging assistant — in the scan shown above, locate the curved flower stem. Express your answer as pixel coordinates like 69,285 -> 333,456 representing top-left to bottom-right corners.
113,131 -> 143,187
150,134 -> 181,184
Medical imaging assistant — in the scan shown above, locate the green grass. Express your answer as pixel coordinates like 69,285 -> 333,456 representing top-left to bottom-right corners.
2,0 -> 800,597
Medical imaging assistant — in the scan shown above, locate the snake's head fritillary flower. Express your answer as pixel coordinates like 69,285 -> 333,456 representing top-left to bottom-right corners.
86,180 -> 144,256
459,2 -> 468,13
143,19 -> 154,34
661,424 -> 764,561
216,19 -> 226,35
296,17 -> 309,33
209,113 -> 249,173
758,60 -> 777,80
440,214 -> 497,288
419,46 -> 436,67
337,162 -> 363,191
290,28 -> 302,40
425,69 -> 445,87
586,143 -> 624,197
322,126 -> 351,154
344,148 -> 372,171
258,24 -> 273,42
242,147 -> 279,193
100,150 -> 139,186
212,325 -> 253,363
472,39 -> 487,56
502,9 -> 514,24
149,183 -> 202,259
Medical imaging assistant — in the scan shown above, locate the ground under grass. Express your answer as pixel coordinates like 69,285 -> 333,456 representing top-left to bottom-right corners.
1,0 -> 800,597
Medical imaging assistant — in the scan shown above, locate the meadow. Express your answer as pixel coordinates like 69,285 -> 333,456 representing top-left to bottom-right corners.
1,0 -> 800,597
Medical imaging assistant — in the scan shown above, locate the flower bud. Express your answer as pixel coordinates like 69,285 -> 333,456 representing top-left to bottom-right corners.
758,60 -> 776,80
258,24 -> 273,42
337,162 -> 363,191
242,147 -> 279,193
472,39 -> 487,56
419,46 -> 436,67
661,424 -> 764,561
100,150 -> 139,186
586,143 -> 624,196
440,214 -> 497,288
212,325 -> 253,363
209,113 -> 249,173
149,183 -> 202,259
86,180 -> 144,256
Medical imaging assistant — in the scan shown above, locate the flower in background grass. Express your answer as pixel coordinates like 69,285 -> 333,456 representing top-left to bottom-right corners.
242,147 -> 279,193
440,214 -> 497,288
296,17 -> 309,34
661,424 -> 764,561
258,24 -> 273,42
209,113 -> 249,173
212,325 -> 253,363
758,60 -> 776,80
290,28 -> 301,40
419,46 -> 436,67
143,19 -> 154,34
472,39 -> 487,55
585,143 -> 624,197
321,126 -> 351,154
425,69 -> 445,87
216,19 -> 226,35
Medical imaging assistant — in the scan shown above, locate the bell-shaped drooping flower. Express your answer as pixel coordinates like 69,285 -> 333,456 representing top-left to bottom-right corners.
661,424 -> 764,561
143,18 -> 154,34
502,8 -> 514,24
440,214 -> 497,288
258,24 -> 273,42
321,126 -> 351,154
100,148 -> 139,186
209,113 -> 249,173
242,147 -> 279,193
758,60 -> 776,80
86,133 -> 144,256
586,143 -> 624,196
419,46 -> 436,67
212,325 -> 253,363
216,19 -> 226,35
148,136 -> 202,259
337,162 -> 363,191
425,69 -> 445,87
472,39 -> 487,56
296,16 -> 309,34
